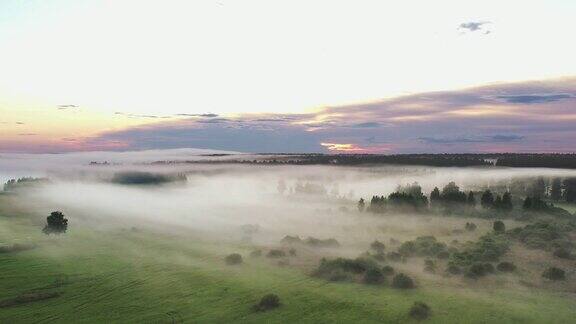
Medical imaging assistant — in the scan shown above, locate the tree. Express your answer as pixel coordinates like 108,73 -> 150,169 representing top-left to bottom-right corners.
370,240 -> 385,253
42,211 -> 68,235
430,187 -> 441,205
467,191 -> 476,206
493,221 -> 505,234
530,177 -> 546,198
564,178 -> 576,203
550,178 -> 562,201
499,192 -> 513,211
480,190 -> 494,208
357,198 -> 366,212
440,182 -> 467,204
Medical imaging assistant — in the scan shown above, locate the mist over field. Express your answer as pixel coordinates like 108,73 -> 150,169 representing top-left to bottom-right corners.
2,150 -> 576,322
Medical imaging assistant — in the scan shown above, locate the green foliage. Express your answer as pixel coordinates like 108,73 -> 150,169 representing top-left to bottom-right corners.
250,249 -> 262,258
450,233 -> 510,266
480,190 -> 494,208
370,240 -> 385,253
464,222 -> 477,232
398,236 -> 448,258
493,221 -> 505,234
357,198 -> 366,212
224,253 -> 243,265
110,172 -> 185,185
409,301 -> 431,320
542,267 -> 565,281
43,211 -> 68,235
391,273 -> 415,289
363,268 -> 385,285
465,263 -> 494,279
496,262 -> 516,272
446,264 -> 462,275
508,221 -> 575,251
424,259 -> 436,273
305,237 -> 340,248
253,294 -> 280,312
381,265 -> 394,275
3,177 -> 49,192
267,249 -> 286,258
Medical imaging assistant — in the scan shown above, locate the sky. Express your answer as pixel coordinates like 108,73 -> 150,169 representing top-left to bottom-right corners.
1,0 -> 575,153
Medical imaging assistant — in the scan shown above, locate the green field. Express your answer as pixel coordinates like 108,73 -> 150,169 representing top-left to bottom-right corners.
1,198 -> 575,323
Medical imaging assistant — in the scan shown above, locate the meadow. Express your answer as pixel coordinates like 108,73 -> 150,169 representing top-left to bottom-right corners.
1,154 -> 576,323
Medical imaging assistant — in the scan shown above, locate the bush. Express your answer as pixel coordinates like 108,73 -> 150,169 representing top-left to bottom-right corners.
446,264 -> 462,275
450,233 -> 510,266
288,248 -> 297,256
327,269 -> 354,282
370,240 -> 386,253
553,248 -> 571,259
465,222 -> 477,232
363,268 -> 385,285
424,259 -> 436,273
409,301 -> 431,320
225,253 -> 243,265
43,211 -> 68,235
382,265 -> 395,276
398,236 -> 448,258
250,249 -> 262,258
267,249 -> 286,258
493,221 -> 505,234
281,235 -> 302,244
391,273 -> 415,289
253,294 -> 280,312
542,267 -> 565,281
386,251 -> 402,262
465,263 -> 494,278
305,237 -> 340,248
496,261 -> 516,272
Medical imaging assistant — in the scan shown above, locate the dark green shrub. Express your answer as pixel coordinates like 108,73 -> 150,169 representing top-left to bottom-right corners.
363,268 -> 385,284
43,211 -> 68,235
225,253 -> 243,265
398,236 -> 448,258
450,233 -> 510,266
327,269 -> 353,282
267,249 -> 286,258
314,257 -> 379,282
288,248 -> 297,256
542,267 -> 565,281
305,237 -> 340,248
553,248 -> 571,259
465,222 -> 477,232
382,265 -> 395,275
253,294 -> 280,312
392,273 -> 415,289
465,263 -> 492,278
409,301 -> 431,320
281,235 -> 302,244
387,251 -> 402,262
496,261 -> 516,272
493,221 -> 505,234
424,259 -> 436,273
370,240 -> 386,253
250,249 -> 262,258
446,264 -> 462,275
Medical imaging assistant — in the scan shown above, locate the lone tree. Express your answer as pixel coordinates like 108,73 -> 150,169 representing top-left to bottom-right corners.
493,220 -> 505,234
480,190 -> 494,208
357,198 -> 366,212
43,211 -> 68,235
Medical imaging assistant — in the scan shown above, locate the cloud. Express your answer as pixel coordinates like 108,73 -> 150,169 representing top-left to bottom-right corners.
458,21 -> 491,33
495,94 -> 575,104
418,134 -> 524,144
6,77 -> 576,154
175,113 -> 219,118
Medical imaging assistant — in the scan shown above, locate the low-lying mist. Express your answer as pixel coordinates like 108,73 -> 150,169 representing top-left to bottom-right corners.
3,149 -> 576,251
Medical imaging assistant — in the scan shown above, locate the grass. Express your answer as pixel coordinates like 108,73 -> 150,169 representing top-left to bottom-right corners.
0,200 -> 575,323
